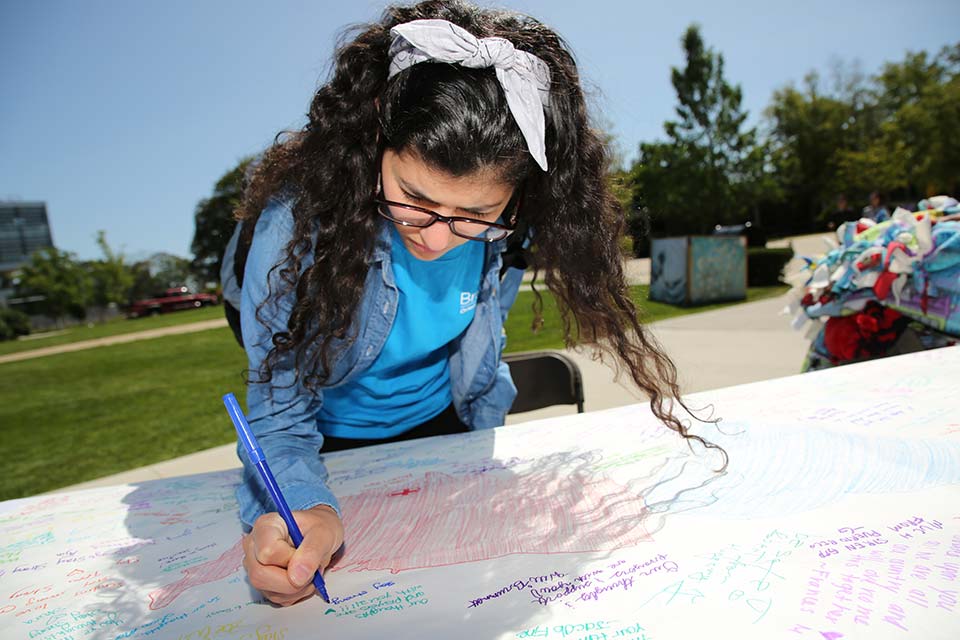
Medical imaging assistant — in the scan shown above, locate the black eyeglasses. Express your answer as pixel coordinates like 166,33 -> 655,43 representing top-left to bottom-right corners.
375,176 -> 521,243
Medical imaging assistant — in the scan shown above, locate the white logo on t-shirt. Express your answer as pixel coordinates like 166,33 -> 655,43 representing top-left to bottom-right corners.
459,291 -> 478,314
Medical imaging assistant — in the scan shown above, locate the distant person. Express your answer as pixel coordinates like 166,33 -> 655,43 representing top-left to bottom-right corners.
827,194 -> 856,230
862,191 -> 890,223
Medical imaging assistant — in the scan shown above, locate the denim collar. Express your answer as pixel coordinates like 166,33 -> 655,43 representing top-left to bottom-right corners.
370,218 -> 393,264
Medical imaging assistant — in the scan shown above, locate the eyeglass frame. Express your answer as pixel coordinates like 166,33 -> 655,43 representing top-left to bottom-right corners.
374,173 -> 522,244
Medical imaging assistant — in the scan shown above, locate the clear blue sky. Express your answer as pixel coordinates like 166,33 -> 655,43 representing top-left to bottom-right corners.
2,0 -> 957,261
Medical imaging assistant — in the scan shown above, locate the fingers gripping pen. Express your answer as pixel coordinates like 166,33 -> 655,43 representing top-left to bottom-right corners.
222,392 -> 331,603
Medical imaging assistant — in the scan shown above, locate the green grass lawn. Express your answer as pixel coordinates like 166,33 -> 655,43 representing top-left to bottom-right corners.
0,327 -> 247,499
0,284 -> 786,499
0,305 -> 225,357
504,284 -> 788,351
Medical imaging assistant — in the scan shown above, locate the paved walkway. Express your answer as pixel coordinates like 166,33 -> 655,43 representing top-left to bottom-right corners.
0,318 -> 229,364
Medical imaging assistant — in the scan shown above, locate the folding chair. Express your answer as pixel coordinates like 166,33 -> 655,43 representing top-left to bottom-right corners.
503,350 -> 585,414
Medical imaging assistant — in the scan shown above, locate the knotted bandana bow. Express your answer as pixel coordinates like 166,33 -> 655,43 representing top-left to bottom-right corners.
388,19 -> 552,171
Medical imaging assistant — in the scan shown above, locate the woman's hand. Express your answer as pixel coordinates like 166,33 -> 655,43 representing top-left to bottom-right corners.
242,504 -> 344,606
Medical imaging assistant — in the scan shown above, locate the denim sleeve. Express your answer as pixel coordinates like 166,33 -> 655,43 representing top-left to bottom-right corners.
465,264 -> 527,430
498,266 -> 526,333
235,200 -> 340,529
219,222 -> 242,309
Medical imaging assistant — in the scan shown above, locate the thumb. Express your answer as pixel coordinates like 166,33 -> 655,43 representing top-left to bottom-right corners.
287,533 -> 331,589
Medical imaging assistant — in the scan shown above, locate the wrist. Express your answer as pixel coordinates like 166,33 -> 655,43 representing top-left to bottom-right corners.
309,503 -> 339,517
305,504 -> 345,548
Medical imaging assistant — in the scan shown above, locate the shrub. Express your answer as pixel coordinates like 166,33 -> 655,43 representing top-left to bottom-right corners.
747,248 -> 793,286
0,308 -> 31,341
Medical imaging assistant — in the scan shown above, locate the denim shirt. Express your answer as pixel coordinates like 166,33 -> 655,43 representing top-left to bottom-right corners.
235,197 -> 525,527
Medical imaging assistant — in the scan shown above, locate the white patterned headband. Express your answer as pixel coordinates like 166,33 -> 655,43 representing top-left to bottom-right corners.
387,18 -> 552,171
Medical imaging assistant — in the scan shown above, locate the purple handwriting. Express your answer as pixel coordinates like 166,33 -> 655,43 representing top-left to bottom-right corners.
468,571 -> 566,608
796,526 -> 959,632
809,526 -> 889,559
887,516 -> 944,540
530,572 -> 605,605
331,590 -> 369,606
467,553 -> 677,609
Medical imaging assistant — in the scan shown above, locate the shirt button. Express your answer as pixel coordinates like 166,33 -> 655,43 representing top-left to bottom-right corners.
366,346 -> 373,357
382,301 -> 389,314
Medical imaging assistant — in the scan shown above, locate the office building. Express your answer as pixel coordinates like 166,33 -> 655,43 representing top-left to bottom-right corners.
0,202 -> 54,272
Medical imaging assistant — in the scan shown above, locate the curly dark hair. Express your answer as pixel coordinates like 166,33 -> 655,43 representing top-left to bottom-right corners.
235,0 -> 726,468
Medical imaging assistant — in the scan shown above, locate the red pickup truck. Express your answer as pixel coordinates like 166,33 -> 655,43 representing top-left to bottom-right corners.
127,286 -> 220,319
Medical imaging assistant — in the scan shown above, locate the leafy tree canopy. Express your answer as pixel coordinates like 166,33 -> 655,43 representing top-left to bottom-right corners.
16,248 -> 91,323
629,25 -> 771,237
191,157 -> 253,285
86,230 -> 134,313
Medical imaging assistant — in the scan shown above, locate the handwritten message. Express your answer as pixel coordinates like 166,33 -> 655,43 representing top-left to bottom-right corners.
791,515 -> 958,634
467,553 -> 678,610
515,619 -> 651,639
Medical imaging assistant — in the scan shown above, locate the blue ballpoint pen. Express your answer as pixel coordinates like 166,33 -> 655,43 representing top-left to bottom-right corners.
222,392 -> 331,603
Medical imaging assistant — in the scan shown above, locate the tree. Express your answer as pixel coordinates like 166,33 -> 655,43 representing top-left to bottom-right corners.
865,44 -> 960,196
191,157 -> 253,286
765,72 -> 861,231
630,25 -> 767,237
765,43 -> 960,227
151,253 -> 194,290
597,122 -> 631,209
631,141 -> 703,236
128,252 -> 194,302
86,230 -> 134,319
873,48 -> 956,118
127,261 -> 157,304
16,248 -> 91,325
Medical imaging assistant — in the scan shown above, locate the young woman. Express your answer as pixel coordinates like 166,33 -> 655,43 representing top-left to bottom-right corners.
227,0 -> 722,607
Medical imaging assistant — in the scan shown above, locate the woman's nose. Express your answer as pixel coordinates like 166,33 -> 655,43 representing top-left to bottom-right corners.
420,220 -> 455,251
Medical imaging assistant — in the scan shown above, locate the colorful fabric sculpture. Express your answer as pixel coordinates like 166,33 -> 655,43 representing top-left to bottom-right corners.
791,196 -> 960,370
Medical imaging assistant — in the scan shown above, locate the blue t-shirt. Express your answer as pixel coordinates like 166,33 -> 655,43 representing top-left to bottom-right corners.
317,226 -> 484,438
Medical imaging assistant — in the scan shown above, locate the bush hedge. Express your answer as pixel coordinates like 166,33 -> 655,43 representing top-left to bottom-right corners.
0,308 -> 31,341
747,248 -> 793,286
